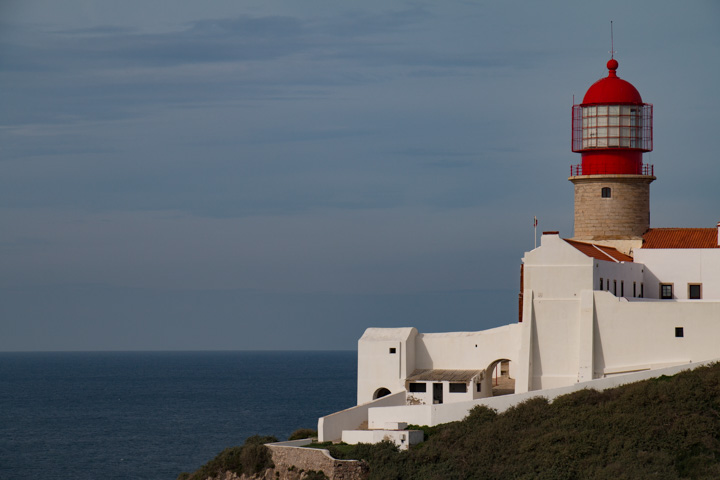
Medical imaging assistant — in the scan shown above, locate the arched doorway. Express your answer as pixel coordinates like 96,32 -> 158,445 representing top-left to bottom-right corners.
373,387 -> 391,400
483,359 -> 515,397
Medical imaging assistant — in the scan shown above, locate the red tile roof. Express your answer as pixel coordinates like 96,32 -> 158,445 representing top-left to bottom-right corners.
564,239 -> 634,262
642,228 -> 719,249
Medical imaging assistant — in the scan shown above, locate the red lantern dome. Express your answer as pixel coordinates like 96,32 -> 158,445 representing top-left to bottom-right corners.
582,60 -> 643,104
571,59 -> 653,176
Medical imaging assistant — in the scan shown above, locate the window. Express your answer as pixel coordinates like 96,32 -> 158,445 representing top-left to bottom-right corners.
606,279 -> 610,291
389,348 -> 396,354
613,280 -> 617,295
409,383 -> 426,393
374,388 -> 391,399
621,281 -> 624,297
675,327 -> 684,338
476,383 -> 482,393
689,284 -> 702,299
641,283 -> 644,298
599,277 -> 603,290
601,187 -> 611,198
449,383 -> 467,393
633,282 -> 637,297
660,284 -> 673,299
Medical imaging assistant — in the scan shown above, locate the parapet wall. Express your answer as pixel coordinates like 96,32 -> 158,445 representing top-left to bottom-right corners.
318,391 -> 406,442
266,444 -> 368,480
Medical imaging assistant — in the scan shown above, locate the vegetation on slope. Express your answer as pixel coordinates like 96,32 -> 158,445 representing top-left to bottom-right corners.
177,435 -> 277,480
288,428 -> 318,441
326,363 -> 720,479
180,364 -> 720,480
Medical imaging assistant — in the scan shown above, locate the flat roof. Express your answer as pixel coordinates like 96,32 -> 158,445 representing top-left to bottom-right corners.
406,369 -> 484,383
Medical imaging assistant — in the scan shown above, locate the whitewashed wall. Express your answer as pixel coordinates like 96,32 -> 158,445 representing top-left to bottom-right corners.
406,380 -> 478,405
530,298 -> 582,389
416,327 -> 521,371
635,248 -> 720,300
522,234 -> 590,390
357,328 -> 417,405
592,291 -> 720,375
594,259 -> 645,298
341,429 -> 423,450
358,325 -> 522,406
522,233 -> 593,299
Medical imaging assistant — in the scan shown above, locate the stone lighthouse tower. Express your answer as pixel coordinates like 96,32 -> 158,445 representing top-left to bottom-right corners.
569,57 -> 655,255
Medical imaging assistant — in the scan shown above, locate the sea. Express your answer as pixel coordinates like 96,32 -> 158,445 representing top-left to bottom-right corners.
0,351 -> 356,480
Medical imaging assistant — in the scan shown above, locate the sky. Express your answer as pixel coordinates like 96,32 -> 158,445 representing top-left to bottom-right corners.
1,1 -> 719,351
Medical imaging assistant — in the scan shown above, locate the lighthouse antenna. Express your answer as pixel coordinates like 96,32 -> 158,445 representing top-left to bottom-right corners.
610,20 -> 616,59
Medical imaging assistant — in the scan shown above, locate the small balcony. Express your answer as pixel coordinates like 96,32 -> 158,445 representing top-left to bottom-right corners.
570,163 -> 654,176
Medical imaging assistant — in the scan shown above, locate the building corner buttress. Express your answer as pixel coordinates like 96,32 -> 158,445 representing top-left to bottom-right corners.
515,289 -> 535,394
577,290 -> 595,383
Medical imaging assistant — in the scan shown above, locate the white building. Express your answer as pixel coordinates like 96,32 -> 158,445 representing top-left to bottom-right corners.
318,58 -> 720,444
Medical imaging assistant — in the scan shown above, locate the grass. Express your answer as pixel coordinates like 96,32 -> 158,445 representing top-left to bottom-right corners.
288,428 -> 318,440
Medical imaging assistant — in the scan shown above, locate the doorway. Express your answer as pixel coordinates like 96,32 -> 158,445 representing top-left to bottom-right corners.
433,383 -> 443,404
485,359 -> 515,397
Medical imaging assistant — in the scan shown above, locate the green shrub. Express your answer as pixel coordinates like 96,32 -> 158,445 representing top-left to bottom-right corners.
244,434 -> 278,445
464,404 -> 498,426
178,434 -> 278,480
324,442 -> 359,459
240,442 -> 274,475
179,446 -> 244,480
289,428 -> 318,440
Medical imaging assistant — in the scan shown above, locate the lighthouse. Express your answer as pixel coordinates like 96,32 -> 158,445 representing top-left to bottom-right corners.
569,58 -> 655,254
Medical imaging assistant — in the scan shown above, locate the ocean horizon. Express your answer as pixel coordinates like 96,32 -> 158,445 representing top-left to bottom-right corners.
0,350 -> 357,479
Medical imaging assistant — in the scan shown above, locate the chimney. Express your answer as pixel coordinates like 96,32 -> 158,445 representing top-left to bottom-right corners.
540,231 -> 560,247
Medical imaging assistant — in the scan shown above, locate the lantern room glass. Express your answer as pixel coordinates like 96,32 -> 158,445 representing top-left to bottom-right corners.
581,105 -> 642,149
